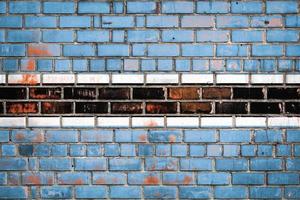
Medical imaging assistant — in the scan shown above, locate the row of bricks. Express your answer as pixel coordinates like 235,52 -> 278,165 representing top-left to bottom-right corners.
1,30 -> 299,43
1,129 -> 298,143
2,43 -> 300,57
1,101 -> 299,115
1,186 -> 300,199
0,1 -> 298,14
0,73 -> 299,85
2,58 -> 300,73
2,143 -> 300,158
1,116 -> 300,128
0,157 -> 299,171
0,171 -> 299,186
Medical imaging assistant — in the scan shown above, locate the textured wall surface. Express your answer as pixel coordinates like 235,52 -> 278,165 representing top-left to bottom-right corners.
0,0 -> 300,199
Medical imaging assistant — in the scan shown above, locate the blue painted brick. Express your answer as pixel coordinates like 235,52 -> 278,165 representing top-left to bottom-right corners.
41,187 -> 72,199
0,172 -> 6,184
148,44 -> 179,56
55,60 -> 71,72
110,186 -> 141,199
267,30 -> 299,42
294,145 -> 300,156
25,16 -> 56,28
144,186 -> 177,199
215,186 -> 247,199
146,158 -> 178,170
128,172 -> 160,185
34,144 -> 50,156
172,144 -> 187,157
28,158 -> 38,170
2,59 -> 18,71
286,45 -> 300,56
224,145 -> 240,157
180,158 -> 212,170
233,173 -> 264,185
192,59 -> 209,71
255,130 -> 282,142
0,16 -> 22,28
11,130 -> 43,143
179,187 -> 212,199
278,60 -> 293,71
226,60 -> 242,72
128,30 -> 159,42
162,1 -> 193,13
197,1 -> 230,13
93,172 -> 126,185
10,1 -> 40,13
241,145 -> 256,156
75,158 -> 106,170
257,145 -> 273,156
110,158 -> 141,170
0,130 -> 9,142
102,16 -> 134,28
43,30 -> 74,42
268,173 -> 299,185
105,144 -> 119,156
87,145 -> 102,157
77,30 -> 109,42
250,158 -> 282,170
231,1 -> 263,13
40,158 -> 71,170
296,60 -> 300,71
232,30 -> 263,42
115,130 -> 147,143
136,16 -> 145,27
0,31 -> 4,42
220,130 -> 250,142
147,16 -> 178,27
217,16 -> 249,28
127,2 -> 156,13
252,45 -> 283,56
207,145 -> 222,156
81,130 -> 113,142
0,2 -> 6,13
43,2 -> 75,13
76,186 -> 107,199
107,59 -> 122,71
158,59 -> 173,71
113,2 -> 123,14
149,130 -> 182,143
175,60 -> 191,71
78,2 -> 110,14
132,44 -> 146,56
46,130 -> 77,143
63,45 -> 95,57
216,158 -> 248,171
7,30 -> 40,43
60,16 -> 91,28
261,59 -> 276,72
250,187 -> 282,198
287,130 -> 300,142
0,187 -> 27,199
51,145 -> 67,156
287,158 -> 300,170
244,60 -> 260,72
251,15 -> 283,27
163,172 -> 195,184
198,172 -> 230,185
190,145 -> 206,157
285,187 -> 300,198
141,60 -> 156,71
90,59 -> 105,71
266,1 -> 298,13
112,30 -> 124,42
70,145 -> 86,157
156,144 -> 171,156
98,45 -> 129,57
18,145 -> 33,156
121,144 -> 135,156
182,44 -> 214,56
217,45 -> 248,57
286,16 -> 300,27
138,144 -> 153,156
197,30 -> 229,42
58,172 -> 89,185
73,60 -> 88,72
1,145 -> 16,156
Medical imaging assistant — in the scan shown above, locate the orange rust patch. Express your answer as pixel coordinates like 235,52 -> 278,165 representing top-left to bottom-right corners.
168,134 -> 176,143
26,175 -> 41,185
15,133 -> 25,140
144,176 -> 159,184
145,119 -> 158,127
138,134 -> 147,142
25,59 -> 36,71
183,176 -> 192,184
17,74 -> 39,85
28,45 -> 52,56
94,178 -> 105,184
74,179 -> 84,185
7,102 -> 37,114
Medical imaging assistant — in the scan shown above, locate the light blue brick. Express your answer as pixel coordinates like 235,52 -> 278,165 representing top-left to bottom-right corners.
217,16 -> 249,28
0,158 -> 27,170
0,16 -> 22,28
233,173 -> 264,185
224,145 -> 240,157
197,30 -> 229,42
162,1 -> 193,13
146,158 -> 178,170
128,30 -> 159,42
73,60 -> 88,71
102,16 -> 134,28
244,60 -> 259,72
180,158 -> 212,170
251,15 -> 283,27
172,145 -> 187,157
105,144 -> 119,157
43,2 -> 75,13
0,31 -> 4,42
75,186 -> 107,199
34,145 -> 50,157
63,45 -> 94,57
136,16 -> 145,27
1,145 -> 16,156
0,172 -> 6,184
286,16 -> 300,27
93,16 -> 101,28
60,16 -> 90,28
190,145 -> 205,157
261,60 -> 276,72
10,1 -> 40,13
182,44 -> 213,56
250,187 -> 282,198
46,130 -> 77,143
138,144 -> 153,156
220,130 -> 250,143
148,44 -> 179,56
215,186 -> 247,199
267,1 -> 298,13
132,44 -> 146,56
121,144 -> 135,157
25,16 -> 56,28
55,60 -> 71,72
294,145 -> 300,156
115,130 -> 147,143
75,158 -> 106,170
284,187 -> 300,199
51,145 -> 67,157
110,186 -> 141,199
98,45 -> 129,56
231,1 -> 263,13
179,187 -> 212,199
107,59 -> 122,71
192,59 -> 209,71
37,60 -> 52,72
252,45 -> 283,56
257,145 -> 273,156
217,45 -> 248,57
241,145 -> 256,156
232,30 -> 263,42
141,60 -> 156,71
78,2 -> 110,13
216,158 -> 248,171
287,130 -> 300,142
255,130 -> 282,143
127,2 -> 156,13
197,1 -> 230,13
162,30 -> 193,42
28,158 -> 38,170
158,59 -> 173,71
41,187 -> 72,199
149,130 -> 182,143
7,30 -> 40,42
113,2 -> 123,13
267,30 -> 299,42
0,131 -> 9,142
198,172 -> 230,185
269,173 -> 299,184
175,60 -> 190,72
287,158 -> 300,170
110,158 -> 141,170
278,60 -> 293,71
2,59 -> 18,71
147,16 -> 178,27
296,60 -> 300,71
112,30 -> 125,42
250,158 -> 282,170
87,145 -> 102,157
77,30 -> 109,42
70,145 -> 85,157
163,172 -> 195,184
90,59 -> 105,71
43,30 -> 74,42
286,45 -> 300,56
185,130 -> 217,142
207,145 -> 222,157
156,144 -> 171,156
93,172 -> 126,184
0,187 -> 27,199
144,186 -> 177,199
40,158 -> 71,170
0,2 -> 6,13
128,172 -> 160,184
226,60 -> 242,72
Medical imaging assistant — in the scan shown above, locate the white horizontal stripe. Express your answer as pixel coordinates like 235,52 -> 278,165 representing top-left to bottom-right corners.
0,117 -> 26,128
62,117 -> 94,127
112,74 -> 144,84
8,74 -> 40,84
43,74 -> 75,84
167,117 -> 199,128
77,74 -> 109,84
0,74 -> 5,84
181,74 -> 213,84
216,74 -> 248,84
97,117 -> 130,128
132,117 -> 164,128
28,117 -> 60,128
146,74 -> 179,84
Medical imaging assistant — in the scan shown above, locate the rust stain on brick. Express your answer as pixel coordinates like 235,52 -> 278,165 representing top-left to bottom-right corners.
144,119 -> 158,127
138,134 -> 147,142
111,102 -> 142,114
202,87 -> 231,99
94,178 -> 105,184
181,102 -> 211,114
168,87 -> 199,100
16,74 -> 39,85
25,175 -> 41,185
15,133 -> 25,140
29,88 -> 61,99
28,44 -> 52,56
7,102 -> 38,114
25,59 -> 35,71
144,176 -> 159,184
183,176 -> 193,184
146,102 -> 177,114
168,135 -> 177,143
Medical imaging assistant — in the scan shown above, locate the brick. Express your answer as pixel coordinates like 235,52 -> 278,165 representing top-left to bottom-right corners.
268,117 -> 300,127
57,172 -> 89,185
99,88 -> 130,99
198,172 -> 230,185
46,130 -> 77,143
43,2 -> 75,13
0,88 -> 26,99
147,16 -> 178,27
0,130 -> 9,142
43,74 -> 75,84
8,74 -> 40,85
268,173 -> 299,185
286,15 -> 300,27
144,186 -> 177,199
197,30 -> 229,42
287,158 -> 300,170
179,186 -> 212,199
220,130 -> 250,143
97,117 -> 129,128
231,1 -> 263,13
202,87 -> 231,99
132,117 -> 164,128
217,16 -> 249,28
75,158 -> 106,171
10,1 -> 40,13
232,30 -> 263,42
128,172 -> 160,185
197,1 -> 229,13
7,30 -> 40,43
111,102 -> 142,114
133,88 -> 163,99
251,102 -> 281,114
7,102 -> 38,114
128,30 -> 159,42
42,102 -> 72,114
252,45 -> 283,56
110,186 -> 141,199
145,158 -> 177,171
236,117 -> 267,128
43,30 -> 74,42
60,16 -> 90,28
267,1 -> 298,13
216,102 -> 247,114
98,44 -> 129,56
102,16 -> 134,28
146,102 -> 176,114
182,16 -> 214,27
63,44 -> 94,57
78,2 -> 109,13
76,102 -> 107,114
40,158 -> 71,170
181,74 -> 214,84
250,187 -> 282,198
201,117 -> 233,128
22,172 -> 54,185
268,88 -> 299,99
0,44 -> 25,56
182,44 -> 213,56
184,130 -> 216,143
251,158 -> 282,170
75,186 -> 107,199
25,16 -> 56,28
11,130 -> 43,143
0,2 -> 5,13
251,74 -> 283,84
64,88 -> 96,99
41,186 -> 72,199
217,45 -> 248,57
216,159 -> 248,171
0,187 -> 28,199
93,172 -> 126,184
267,30 -> 299,42
127,2 -> 156,13
149,130 -> 182,143
0,117 -> 26,128
181,158 -> 212,170
215,186 -> 247,199
232,173 -> 264,185
287,130 -> 300,142
181,102 -> 211,114
233,88 -> 264,99
110,158 -> 141,170
115,130 -> 148,143
285,187 -> 300,198
2,144 -> 16,156
251,15 -> 283,27
163,172 -> 195,184
286,45 -> 300,56
167,117 -> 199,128
62,117 -> 94,128
147,74 -> 179,84
77,30 -> 109,42
112,74 -> 143,84
77,74 -> 109,84
0,16 -> 22,28
162,30 -> 193,42
29,88 -> 61,99
28,117 -> 60,128
148,44 -> 179,56
168,87 -> 199,100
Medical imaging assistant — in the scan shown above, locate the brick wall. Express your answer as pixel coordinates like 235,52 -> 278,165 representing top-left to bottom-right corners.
0,1 -> 299,199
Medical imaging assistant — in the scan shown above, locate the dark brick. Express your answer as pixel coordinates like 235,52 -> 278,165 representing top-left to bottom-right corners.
0,103 -> 3,114
286,102 -> 300,114
0,88 -> 26,99
7,102 -> 38,114
233,88 -> 264,99
181,102 -> 211,114
111,102 -> 143,114
268,88 -> 300,99
64,88 -> 96,99
250,102 -> 282,114
99,88 -> 130,100
146,102 -> 177,114
29,88 -> 61,99
41,102 -> 73,114
216,102 -> 247,114
19,145 -> 33,156
168,87 -> 199,100
133,88 -> 164,99
76,102 -> 108,113
202,87 -> 231,99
